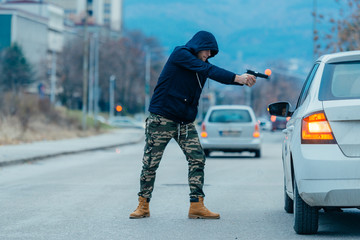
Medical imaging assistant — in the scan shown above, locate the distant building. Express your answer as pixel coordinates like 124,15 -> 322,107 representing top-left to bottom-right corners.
0,0 -> 122,101
0,5 -> 49,65
0,0 -> 64,54
46,0 -> 123,32
0,0 -> 67,98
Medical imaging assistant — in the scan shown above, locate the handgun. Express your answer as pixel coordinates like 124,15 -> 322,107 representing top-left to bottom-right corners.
246,69 -> 271,80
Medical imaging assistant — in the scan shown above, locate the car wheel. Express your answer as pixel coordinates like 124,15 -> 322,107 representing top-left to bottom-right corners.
254,150 -> 261,158
284,180 -> 293,213
204,149 -> 210,157
293,177 -> 319,234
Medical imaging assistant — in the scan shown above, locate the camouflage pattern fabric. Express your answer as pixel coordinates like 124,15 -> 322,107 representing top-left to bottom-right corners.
138,113 -> 206,199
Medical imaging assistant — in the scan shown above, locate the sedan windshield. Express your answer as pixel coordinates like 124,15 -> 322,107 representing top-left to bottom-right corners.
208,109 -> 252,123
319,61 -> 360,100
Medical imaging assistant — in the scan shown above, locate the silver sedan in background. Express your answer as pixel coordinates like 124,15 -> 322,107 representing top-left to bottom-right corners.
199,105 -> 261,158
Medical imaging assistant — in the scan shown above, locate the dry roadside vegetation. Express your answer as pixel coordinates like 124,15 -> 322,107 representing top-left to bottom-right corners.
0,93 -> 106,145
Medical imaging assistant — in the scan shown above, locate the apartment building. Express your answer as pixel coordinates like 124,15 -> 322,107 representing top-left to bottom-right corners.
0,0 -> 64,64
46,0 -> 123,32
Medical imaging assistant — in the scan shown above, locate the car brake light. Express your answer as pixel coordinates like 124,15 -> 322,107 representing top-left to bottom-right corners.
200,122 -> 208,138
301,111 -> 336,144
253,123 -> 260,138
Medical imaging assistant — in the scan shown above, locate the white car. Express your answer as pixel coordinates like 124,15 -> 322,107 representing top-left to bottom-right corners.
200,105 -> 261,158
268,50 -> 360,234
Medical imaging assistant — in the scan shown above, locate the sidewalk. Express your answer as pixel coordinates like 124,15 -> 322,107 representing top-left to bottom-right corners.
0,128 -> 144,167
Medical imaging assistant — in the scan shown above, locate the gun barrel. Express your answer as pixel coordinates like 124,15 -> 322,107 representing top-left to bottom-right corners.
246,69 -> 269,79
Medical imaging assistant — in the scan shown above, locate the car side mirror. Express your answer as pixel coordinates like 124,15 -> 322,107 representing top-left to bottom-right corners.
268,101 -> 293,117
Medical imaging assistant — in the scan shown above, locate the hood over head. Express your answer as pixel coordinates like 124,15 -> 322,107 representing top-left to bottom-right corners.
185,31 -> 219,58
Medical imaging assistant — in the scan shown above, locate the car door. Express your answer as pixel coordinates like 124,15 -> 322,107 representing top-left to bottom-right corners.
282,63 -> 320,196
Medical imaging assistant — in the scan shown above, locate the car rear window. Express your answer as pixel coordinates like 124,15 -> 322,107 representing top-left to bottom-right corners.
319,61 -> 360,100
208,109 -> 252,123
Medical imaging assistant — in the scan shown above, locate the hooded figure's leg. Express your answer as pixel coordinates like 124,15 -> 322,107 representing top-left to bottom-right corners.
175,123 -> 206,199
138,114 -> 174,198
175,123 -> 220,219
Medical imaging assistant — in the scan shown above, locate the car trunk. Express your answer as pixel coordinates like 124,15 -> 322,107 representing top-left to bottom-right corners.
323,100 -> 360,157
207,122 -> 254,139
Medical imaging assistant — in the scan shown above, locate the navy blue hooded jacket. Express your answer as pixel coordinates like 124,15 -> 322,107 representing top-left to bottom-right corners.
148,31 -> 238,124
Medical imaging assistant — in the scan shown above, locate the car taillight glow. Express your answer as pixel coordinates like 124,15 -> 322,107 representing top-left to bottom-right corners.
201,122 -> 207,138
253,123 -> 260,138
301,111 -> 336,144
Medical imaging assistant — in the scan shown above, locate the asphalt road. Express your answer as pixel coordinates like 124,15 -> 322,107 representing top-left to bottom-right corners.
1,131 -> 360,239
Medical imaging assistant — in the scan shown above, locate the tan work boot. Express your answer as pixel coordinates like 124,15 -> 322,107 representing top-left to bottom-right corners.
188,197 -> 220,219
129,196 -> 150,219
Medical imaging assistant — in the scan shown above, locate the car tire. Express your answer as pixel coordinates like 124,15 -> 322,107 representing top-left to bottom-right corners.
293,177 -> 319,234
254,150 -> 261,158
204,149 -> 210,157
284,181 -> 294,213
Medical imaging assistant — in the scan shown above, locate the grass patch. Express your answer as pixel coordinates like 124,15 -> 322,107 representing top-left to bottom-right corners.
0,93 -> 114,145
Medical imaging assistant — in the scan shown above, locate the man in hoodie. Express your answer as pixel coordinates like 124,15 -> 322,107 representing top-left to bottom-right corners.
130,31 -> 256,219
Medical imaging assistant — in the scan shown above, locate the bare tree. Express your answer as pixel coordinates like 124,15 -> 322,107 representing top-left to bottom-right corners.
314,0 -> 360,55
251,72 -> 302,117
98,31 -> 165,114
57,37 -> 84,109
57,30 -> 165,114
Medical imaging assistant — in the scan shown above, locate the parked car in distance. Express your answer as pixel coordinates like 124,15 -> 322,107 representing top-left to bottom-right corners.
200,105 -> 261,158
95,115 -> 107,124
268,50 -> 360,235
258,117 -> 272,131
108,116 -> 144,129
270,115 -> 289,131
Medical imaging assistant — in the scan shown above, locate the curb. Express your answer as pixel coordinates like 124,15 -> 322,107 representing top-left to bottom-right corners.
0,135 -> 144,167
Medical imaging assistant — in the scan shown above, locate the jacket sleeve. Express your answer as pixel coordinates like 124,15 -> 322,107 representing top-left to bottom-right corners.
170,47 -> 239,85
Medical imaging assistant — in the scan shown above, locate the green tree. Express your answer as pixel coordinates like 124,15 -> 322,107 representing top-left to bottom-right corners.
0,43 -> 34,94
314,0 -> 360,55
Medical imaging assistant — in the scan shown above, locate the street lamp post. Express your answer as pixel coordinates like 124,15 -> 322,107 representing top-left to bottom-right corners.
82,0 -> 90,131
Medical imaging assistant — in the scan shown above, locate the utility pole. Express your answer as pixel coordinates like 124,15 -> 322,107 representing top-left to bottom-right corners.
109,75 -> 116,120
50,50 -> 56,104
94,33 -> 100,127
88,34 -> 94,117
245,87 -> 251,107
143,47 -> 166,113
82,0 -> 91,130
144,46 -> 150,113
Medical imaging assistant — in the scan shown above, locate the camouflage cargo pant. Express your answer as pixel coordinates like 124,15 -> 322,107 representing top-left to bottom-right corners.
138,113 -> 206,199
